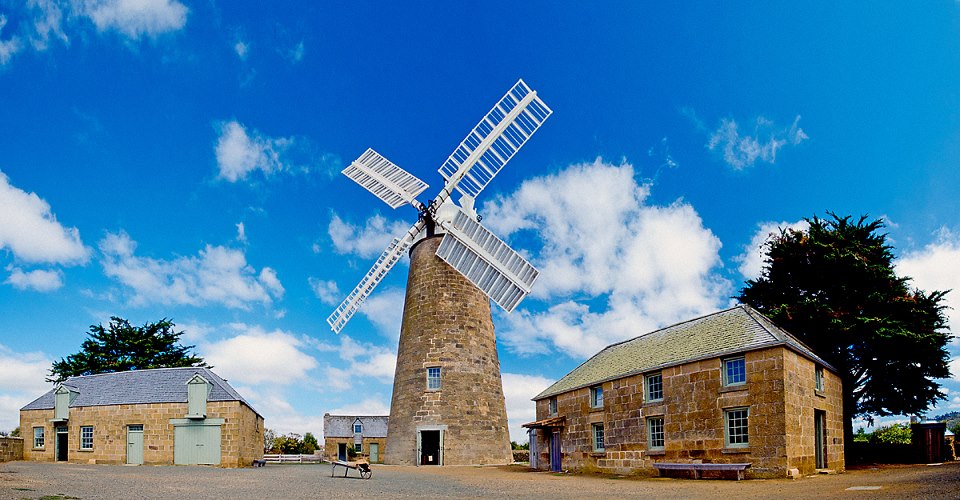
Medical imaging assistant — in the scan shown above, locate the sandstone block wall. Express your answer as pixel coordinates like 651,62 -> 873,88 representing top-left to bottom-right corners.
385,236 -> 512,465
324,437 -> 387,463
20,401 -> 263,467
533,346 -> 844,478
0,437 -> 23,462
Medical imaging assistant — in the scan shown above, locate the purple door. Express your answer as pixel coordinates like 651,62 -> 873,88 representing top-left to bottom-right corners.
550,430 -> 561,472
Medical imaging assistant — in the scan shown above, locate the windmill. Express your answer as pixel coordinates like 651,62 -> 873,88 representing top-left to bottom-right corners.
327,80 -> 551,465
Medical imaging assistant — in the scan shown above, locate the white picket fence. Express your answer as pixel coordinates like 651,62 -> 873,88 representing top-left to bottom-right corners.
262,453 -> 324,464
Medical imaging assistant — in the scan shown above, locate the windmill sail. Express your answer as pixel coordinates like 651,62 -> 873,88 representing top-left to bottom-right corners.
343,148 -> 429,209
438,79 -> 552,202
327,232 -> 415,334
435,208 -> 539,312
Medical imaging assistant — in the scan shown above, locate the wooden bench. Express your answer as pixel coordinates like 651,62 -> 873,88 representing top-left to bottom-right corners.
331,460 -> 372,479
652,462 -> 751,480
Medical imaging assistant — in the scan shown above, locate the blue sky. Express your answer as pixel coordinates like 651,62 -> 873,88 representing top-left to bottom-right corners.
1,1 -> 959,440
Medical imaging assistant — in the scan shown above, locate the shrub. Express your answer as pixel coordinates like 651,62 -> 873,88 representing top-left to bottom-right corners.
870,423 -> 912,445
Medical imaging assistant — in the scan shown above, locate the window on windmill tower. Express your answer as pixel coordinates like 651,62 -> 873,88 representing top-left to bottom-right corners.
427,367 -> 441,390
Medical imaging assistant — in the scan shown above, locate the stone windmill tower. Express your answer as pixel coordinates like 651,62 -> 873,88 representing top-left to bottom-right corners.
327,80 -> 551,465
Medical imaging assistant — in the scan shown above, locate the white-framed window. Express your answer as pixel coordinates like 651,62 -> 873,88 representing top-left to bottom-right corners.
590,386 -> 603,408
80,426 -> 94,450
724,407 -> 749,448
354,423 -> 363,434
592,423 -> 605,452
548,397 -> 557,416
427,367 -> 441,390
723,356 -> 746,386
355,442 -> 363,453
33,427 -> 44,449
647,417 -> 664,450
645,372 -> 663,401
815,365 -> 825,392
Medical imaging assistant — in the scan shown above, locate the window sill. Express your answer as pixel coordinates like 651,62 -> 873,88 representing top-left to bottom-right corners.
590,451 -> 605,457
722,447 -> 749,454
32,448 -> 44,451
815,390 -> 826,398
78,449 -> 94,453
719,384 -> 748,394
589,406 -> 604,412
646,449 -> 665,456
643,399 -> 664,406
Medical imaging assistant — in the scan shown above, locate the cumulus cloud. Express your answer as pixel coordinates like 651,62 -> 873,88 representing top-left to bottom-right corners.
358,288 -> 406,340
327,213 -> 411,259
80,0 -> 188,39
235,222 -> 247,244
0,15 -> 23,65
735,219 -> 810,279
99,230 -> 283,309
309,277 -> 340,305
214,120 -> 293,182
482,158 -> 730,358
898,227 -> 960,337
4,266 -> 63,291
501,372 -> 553,444
0,344 -> 53,432
202,324 -> 318,385
234,39 -> 248,59
0,171 -> 89,264
328,398 -> 390,417
706,115 -> 808,169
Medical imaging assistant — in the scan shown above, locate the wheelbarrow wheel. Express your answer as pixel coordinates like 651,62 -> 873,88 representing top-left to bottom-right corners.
360,469 -> 372,479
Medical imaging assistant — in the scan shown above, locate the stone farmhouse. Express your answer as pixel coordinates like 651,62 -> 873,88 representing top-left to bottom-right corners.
323,413 -> 388,463
20,367 -> 263,467
524,305 -> 844,479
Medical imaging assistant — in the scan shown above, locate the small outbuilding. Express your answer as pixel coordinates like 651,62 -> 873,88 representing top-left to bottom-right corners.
524,305 -> 844,478
20,367 -> 263,467
323,413 -> 388,463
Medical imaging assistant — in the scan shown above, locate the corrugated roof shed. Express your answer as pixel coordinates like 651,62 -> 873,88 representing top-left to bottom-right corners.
534,305 -> 834,400
20,366 -> 261,417
323,414 -> 389,438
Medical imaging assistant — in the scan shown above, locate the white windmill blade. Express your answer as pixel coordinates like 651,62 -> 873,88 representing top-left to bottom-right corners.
435,208 -> 539,313
326,221 -> 424,333
437,79 -> 552,203
342,148 -> 429,210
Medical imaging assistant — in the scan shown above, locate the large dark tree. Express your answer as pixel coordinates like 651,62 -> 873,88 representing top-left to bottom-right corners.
48,317 -> 207,383
737,213 -> 952,451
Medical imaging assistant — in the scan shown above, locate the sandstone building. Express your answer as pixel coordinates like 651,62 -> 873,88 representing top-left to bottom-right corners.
524,305 -> 844,478
20,367 -> 263,467
323,413 -> 388,463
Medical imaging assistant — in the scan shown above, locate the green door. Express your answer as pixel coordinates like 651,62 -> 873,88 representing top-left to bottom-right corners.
174,424 -> 221,465
369,443 -> 379,463
126,425 -> 144,465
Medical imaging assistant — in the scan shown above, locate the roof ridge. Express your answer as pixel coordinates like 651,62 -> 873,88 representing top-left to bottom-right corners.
66,365 -> 204,381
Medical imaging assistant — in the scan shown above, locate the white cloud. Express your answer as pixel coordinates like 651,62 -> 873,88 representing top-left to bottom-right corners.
4,266 -> 63,292
328,213 -> 411,259
79,0 -> 188,39
0,344 -> 53,432
898,227 -> 960,336
0,171 -> 90,264
501,373 -> 553,444
358,288 -> 405,340
237,387 -> 327,436
99,230 -> 283,309
234,40 -> 248,59
287,40 -> 304,63
706,115 -> 808,169
735,219 -> 810,279
202,325 -> 318,385
0,15 -> 23,65
214,120 -> 293,182
328,398 -> 390,418
235,222 -> 247,244
28,0 -> 69,50
482,158 -> 730,358
309,277 -> 340,305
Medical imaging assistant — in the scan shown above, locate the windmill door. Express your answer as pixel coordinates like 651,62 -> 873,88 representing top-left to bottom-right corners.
418,430 -> 443,465
126,425 -> 144,465
550,430 -> 561,472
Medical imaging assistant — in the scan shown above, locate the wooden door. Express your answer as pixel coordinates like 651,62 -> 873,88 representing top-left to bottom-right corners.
814,410 -> 826,469
126,425 -> 144,465
550,430 -> 561,472
369,443 -> 379,463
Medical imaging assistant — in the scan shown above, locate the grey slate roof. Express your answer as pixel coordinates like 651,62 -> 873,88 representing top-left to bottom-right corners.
534,305 -> 835,401
323,414 -> 388,438
20,367 -> 261,417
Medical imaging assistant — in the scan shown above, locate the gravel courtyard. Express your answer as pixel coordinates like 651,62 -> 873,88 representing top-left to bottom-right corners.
2,461 -> 958,499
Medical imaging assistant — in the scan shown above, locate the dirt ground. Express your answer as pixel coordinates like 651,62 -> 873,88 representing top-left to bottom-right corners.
2,460 -> 959,499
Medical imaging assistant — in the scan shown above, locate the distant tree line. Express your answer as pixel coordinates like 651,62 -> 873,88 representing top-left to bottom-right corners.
264,429 -> 319,454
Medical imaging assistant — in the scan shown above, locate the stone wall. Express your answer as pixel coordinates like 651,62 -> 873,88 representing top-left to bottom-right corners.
0,437 -> 23,462
323,437 -> 387,463
532,346 -> 844,478
20,401 -> 263,467
385,236 -> 512,465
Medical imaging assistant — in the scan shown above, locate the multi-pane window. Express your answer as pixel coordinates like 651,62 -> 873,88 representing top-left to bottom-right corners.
80,426 -> 94,450
723,357 -> 746,386
647,417 -> 664,450
427,367 -> 441,390
590,386 -> 604,408
815,365 -> 825,392
33,427 -> 44,448
645,372 -> 663,401
549,397 -> 558,416
354,423 -> 363,433
355,442 -> 363,453
592,423 -> 605,451
725,408 -> 749,448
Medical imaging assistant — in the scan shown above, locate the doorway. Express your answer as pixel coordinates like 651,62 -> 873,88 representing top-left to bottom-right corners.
126,425 -> 144,465
814,410 -> 827,469
419,430 -> 441,465
369,443 -> 379,463
55,426 -> 68,462
550,430 -> 561,472
338,443 -> 347,461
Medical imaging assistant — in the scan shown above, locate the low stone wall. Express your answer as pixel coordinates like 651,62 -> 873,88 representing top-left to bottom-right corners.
512,450 -> 529,463
0,437 -> 24,462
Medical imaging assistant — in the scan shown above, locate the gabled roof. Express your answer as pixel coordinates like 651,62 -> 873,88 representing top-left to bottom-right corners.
21,367 -> 260,417
534,305 -> 834,401
323,414 -> 388,438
